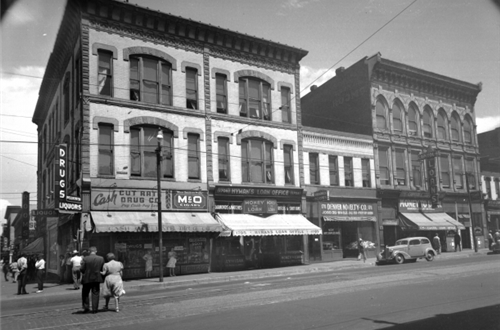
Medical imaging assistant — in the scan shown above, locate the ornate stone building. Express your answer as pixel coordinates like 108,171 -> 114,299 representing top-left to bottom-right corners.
32,0 -> 317,279
302,53 -> 485,251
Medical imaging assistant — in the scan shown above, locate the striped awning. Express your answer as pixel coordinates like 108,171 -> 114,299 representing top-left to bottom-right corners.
399,212 -> 465,231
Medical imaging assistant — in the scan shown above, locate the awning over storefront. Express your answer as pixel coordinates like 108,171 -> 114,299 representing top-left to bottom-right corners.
323,215 -> 376,222
399,212 -> 465,231
215,213 -> 322,236
91,212 -> 223,233
21,237 -> 44,254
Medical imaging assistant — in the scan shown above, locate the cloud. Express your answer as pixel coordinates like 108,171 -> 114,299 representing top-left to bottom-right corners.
0,66 -> 43,119
2,0 -> 37,25
299,65 -> 336,96
476,116 -> 500,134
281,0 -> 320,9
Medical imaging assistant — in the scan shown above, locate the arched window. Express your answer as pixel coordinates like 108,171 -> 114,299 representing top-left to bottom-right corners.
464,117 -> 473,144
241,138 -> 274,183
130,126 -> 174,178
437,109 -> 448,140
450,113 -> 461,142
375,99 -> 388,130
392,101 -> 404,133
423,107 -> 434,138
130,55 -> 172,105
408,103 -> 419,136
239,78 -> 271,120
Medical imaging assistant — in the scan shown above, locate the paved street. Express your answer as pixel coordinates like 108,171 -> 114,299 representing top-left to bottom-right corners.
1,249 -> 498,330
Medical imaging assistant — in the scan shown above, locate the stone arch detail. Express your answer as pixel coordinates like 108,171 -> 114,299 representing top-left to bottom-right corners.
213,131 -> 234,144
92,43 -> 118,59
211,68 -> 231,80
183,127 -> 204,141
236,130 -> 278,148
280,139 -> 296,150
233,70 -> 275,90
181,61 -> 202,75
92,116 -> 119,131
278,81 -> 294,94
123,116 -> 179,137
123,46 -> 178,70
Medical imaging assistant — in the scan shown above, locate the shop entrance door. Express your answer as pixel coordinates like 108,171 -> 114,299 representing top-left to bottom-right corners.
342,222 -> 358,258
461,228 -> 472,249
383,226 -> 397,247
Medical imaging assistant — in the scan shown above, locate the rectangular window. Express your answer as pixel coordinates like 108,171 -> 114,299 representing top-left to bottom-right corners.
218,137 -> 230,181
411,151 -> 422,188
130,56 -> 172,105
485,179 -> 492,199
188,134 -> 200,179
395,149 -> 406,186
98,124 -> 113,176
362,158 -> 371,188
440,154 -> 451,188
241,139 -> 274,183
453,157 -> 463,189
309,153 -> 319,184
378,147 -> 390,185
186,68 -> 198,109
284,145 -> 294,184
329,155 -> 339,186
281,87 -> 291,123
465,158 -> 475,189
216,74 -> 227,114
344,157 -> 353,187
239,78 -> 271,121
131,127 -> 173,178
495,180 -> 500,199
98,50 -> 113,96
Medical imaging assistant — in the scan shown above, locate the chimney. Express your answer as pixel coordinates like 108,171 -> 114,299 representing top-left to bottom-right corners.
335,67 -> 345,75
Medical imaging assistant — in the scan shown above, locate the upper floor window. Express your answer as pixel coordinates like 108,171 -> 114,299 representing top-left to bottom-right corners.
453,156 -> 463,189
395,149 -> 406,186
485,178 -> 492,199
283,145 -> 294,184
309,153 -> 320,185
98,124 -> 114,176
344,157 -> 353,187
131,126 -> 173,178
376,99 -> 387,130
63,74 -> 70,123
437,110 -> 448,140
241,139 -> 274,183
410,151 -> 423,188
329,155 -> 339,186
378,147 -> 390,186
440,154 -> 451,188
98,50 -> 113,97
392,102 -> 404,133
450,113 -> 461,142
465,158 -> 476,189
408,103 -> 419,136
130,56 -> 172,105
218,137 -> 230,181
188,134 -> 200,179
464,117 -> 473,144
239,78 -> 271,120
362,158 -> 371,188
495,179 -> 500,199
281,87 -> 291,123
74,57 -> 80,105
216,74 -> 227,114
186,68 -> 198,109
423,107 -> 434,138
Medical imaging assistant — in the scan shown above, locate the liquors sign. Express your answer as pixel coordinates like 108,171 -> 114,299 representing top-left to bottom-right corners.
55,144 -> 82,213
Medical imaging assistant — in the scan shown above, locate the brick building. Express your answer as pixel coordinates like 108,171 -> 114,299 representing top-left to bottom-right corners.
32,0 -> 318,278
301,53 -> 485,252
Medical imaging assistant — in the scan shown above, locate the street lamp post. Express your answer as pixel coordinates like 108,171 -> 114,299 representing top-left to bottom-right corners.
156,128 -> 164,282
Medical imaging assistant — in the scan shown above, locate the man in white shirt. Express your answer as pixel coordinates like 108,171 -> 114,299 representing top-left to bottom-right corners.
35,254 -> 46,293
70,250 -> 83,290
17,254 -> 28,295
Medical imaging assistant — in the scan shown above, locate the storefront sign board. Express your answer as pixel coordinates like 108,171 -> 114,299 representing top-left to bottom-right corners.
321,202 -> 375,217
55,144 -> 82,213
243,199 -> 278,214
214,186 -> 303,200
172,191 -> 207,210
399,199 -> 442,212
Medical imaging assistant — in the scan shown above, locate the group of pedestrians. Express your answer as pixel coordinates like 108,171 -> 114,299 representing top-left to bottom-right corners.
488,230 -> 500,250
1,254 -> 46,294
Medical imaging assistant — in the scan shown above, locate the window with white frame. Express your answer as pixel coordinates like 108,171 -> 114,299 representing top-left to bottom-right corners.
241,139 -> 274,183
362,158 -> 371,188
218,137 -> 230,181
130,56 -> 172,105
344,157 -> 353,187
378,147 -> 390,185
329,155 -> 339,186
186,68 -> 198,109
98,50 -> 113,97
440,154 -> 451,188
98,124 -> 114,176
188,134 -> 200,179
394,149 -> 406,186
281,87 -> 291,123
309,153 -> 320,184
283,145 -> 294,184
216,74 -> 227,114
131,126 -> 174,178
239,78 -> 271,120
453,156 -> 463,189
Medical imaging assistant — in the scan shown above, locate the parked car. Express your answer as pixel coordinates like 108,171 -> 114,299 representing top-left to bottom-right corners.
491,242 -> 500,254
377,237 -> 437,265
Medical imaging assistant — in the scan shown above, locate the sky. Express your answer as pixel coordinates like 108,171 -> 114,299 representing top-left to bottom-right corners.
1,0 -> 499,219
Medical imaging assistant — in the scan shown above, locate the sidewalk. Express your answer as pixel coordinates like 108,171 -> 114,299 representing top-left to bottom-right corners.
0,248 -> 490,302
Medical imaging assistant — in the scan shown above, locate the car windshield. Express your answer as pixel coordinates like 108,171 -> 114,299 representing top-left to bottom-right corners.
395,240 -> 408,245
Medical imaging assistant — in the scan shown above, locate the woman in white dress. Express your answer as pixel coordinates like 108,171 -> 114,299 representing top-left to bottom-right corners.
101,253 -> 125,312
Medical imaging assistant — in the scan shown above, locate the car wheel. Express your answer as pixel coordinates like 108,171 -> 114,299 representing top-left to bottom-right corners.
394,254 -> 405,264
425,251 -> 435,261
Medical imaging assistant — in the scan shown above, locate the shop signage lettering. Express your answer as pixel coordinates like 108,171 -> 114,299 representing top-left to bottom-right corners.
243,199 -> 278,214
32,209 -> 58,217
399,199 -> 442,212
215,203 -> 301,212
214,186 -> 303,200
320,202 -> 375,216
314,190 -> 329,201
172,191 -> 207,210
55,144 -> 82,213
91,188 -> 165,211
21,192 -> 30,239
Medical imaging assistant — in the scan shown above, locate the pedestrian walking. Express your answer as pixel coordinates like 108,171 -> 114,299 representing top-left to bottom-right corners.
35,254 -> 46,293
70,250 -> 83,290
80,246 -> 105,314
357,238 -> 367,263
58,255 -> 66,283
488,230 -> 494,250
17,254 -> 28,295
142,250 -> 153,278
433,233 -> 441,254
167,249 -> 177,277
10,260 -> 19,283
454,231 -> 462,252
101,253 -> 125,312
2,258 -> 9,281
